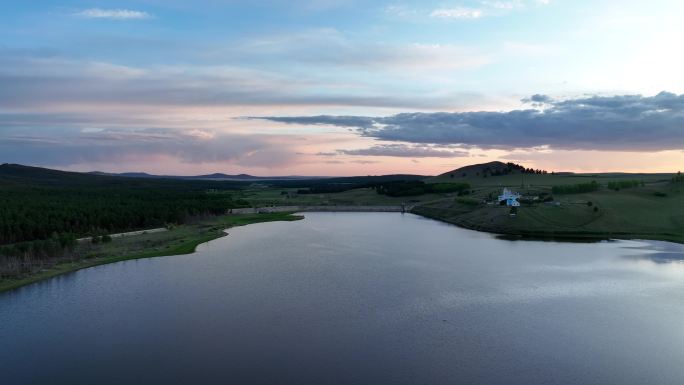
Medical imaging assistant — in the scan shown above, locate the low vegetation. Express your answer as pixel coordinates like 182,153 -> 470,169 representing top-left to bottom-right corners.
455,196 -> 481,206
607,180 -> 643,191
552,181 -> 600,194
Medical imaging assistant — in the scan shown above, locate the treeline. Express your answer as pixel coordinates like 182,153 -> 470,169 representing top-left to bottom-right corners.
607,180 -> 643,191
501,163 -> 549,175
273,174 -> 427,194
0,186 -> 248,245
448,162 -> 549,178
375,181 -> 470,197
551,179 -> 647,194
0,234 -> 77,259
0,165 -> 250,246
294,180 -> 472,197
0,234 -> 78,277
275,175 -> 427,195
296,184 -> 359,194
552,181 -> 600,194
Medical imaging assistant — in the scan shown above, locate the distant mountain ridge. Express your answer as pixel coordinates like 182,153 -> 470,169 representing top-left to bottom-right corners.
0,164 -> 427,187
87,171 -> 324,181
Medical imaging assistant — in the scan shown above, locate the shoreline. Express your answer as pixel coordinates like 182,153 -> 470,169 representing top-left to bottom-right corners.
411,206 -> 684,245
0,213 -> 303,294
3,208 -> 682,294
230,205 -> 407,214
253,207 -> 684,245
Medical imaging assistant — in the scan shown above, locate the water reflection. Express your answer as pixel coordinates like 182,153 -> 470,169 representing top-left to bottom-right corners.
1,213 -> 684,385
495,233 -> 609,243
620,239 -> 684,263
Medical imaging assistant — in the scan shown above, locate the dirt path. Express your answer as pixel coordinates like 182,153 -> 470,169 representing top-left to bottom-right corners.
77,228 -> 168,242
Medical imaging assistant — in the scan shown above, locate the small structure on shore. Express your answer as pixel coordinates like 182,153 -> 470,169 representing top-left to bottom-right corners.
498,188 -> 521,207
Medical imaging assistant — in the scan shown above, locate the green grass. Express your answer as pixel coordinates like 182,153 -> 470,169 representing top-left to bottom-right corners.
0,212 -> 303,293
428,171 -> 672,187
239,172 -> 683,244
414,184 -> 684,244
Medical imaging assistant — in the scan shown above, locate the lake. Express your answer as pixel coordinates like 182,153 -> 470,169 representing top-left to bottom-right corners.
2,212 -> 684,385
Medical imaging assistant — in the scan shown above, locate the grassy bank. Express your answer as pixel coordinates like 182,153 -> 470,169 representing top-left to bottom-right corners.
0,212 -> 303,293
241,169 -> 683,245
412,185 -> 684,244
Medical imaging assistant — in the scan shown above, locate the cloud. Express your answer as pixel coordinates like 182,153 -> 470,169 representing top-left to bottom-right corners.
521,93 -> 554,107
74,8 -> 151,20
238,29 -> 491,71
255,92 -> 684,152
431,7 -> 483,19
429,0 -> 548,20
0,126 -> 298,167
349,160 -> 379,164
338,144 -> 470,158
0,49 -> 487,110
482,1 -> 523,10
526,94 -> 553,103
260,115 -> 376,129
384,5 -> 417,17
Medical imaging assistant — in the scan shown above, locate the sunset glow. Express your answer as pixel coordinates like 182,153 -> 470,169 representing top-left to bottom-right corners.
2,0 -> 684,175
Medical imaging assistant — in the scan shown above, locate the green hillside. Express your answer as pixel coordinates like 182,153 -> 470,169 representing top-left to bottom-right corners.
417,164 -> 683,243
428,161 -> 672,186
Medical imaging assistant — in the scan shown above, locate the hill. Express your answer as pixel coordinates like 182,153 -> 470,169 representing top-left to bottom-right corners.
416,164 -> 683,244
1,164 -> 256,188
428,161 -> 672,187
436,161 -> 530,179
2,163 -> 105,185
88,170 -> 321,181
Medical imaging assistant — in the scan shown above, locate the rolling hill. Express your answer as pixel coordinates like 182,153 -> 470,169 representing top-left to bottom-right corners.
428,161 -> 673,186
88,170 -> 323,181
435,161 -> 530,178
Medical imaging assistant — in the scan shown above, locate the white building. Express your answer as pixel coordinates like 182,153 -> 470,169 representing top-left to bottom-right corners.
498,188 -> 521,207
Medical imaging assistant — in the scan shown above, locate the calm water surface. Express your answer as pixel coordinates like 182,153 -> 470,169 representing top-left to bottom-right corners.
2,213 -> 684,385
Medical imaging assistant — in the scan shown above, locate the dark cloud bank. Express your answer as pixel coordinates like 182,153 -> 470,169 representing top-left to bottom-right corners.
256,92 -> 684,151
336,144 -> 469,158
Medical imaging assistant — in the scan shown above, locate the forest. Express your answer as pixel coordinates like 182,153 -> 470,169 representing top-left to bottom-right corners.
375,181 -> 470,197
0,164 -> 250,246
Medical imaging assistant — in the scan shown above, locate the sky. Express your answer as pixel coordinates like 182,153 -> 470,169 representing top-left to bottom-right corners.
1,0 -> 684,175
